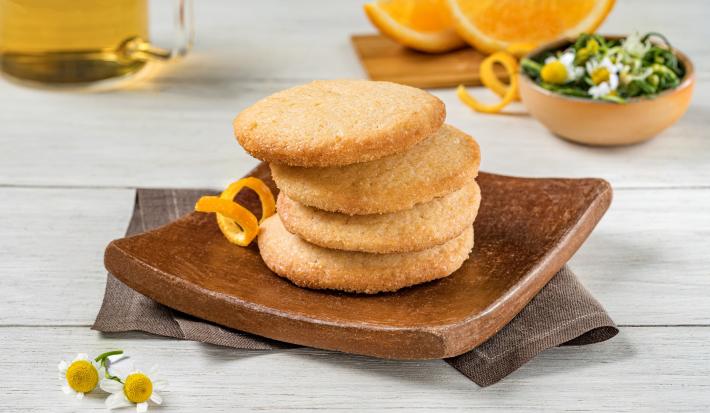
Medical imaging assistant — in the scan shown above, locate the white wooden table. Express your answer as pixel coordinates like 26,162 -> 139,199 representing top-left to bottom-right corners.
1,1 -> 709,411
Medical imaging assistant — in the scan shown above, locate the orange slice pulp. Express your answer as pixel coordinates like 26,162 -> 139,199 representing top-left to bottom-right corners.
364,0 -> 466,53
445,0 -> 615,56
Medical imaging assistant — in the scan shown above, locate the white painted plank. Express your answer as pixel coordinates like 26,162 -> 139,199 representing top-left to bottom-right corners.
570,187 -> 710,324
0,326 -> 708,412
0,0 -> 709,189
1,186 -> 708,326
0,187 -> 135,325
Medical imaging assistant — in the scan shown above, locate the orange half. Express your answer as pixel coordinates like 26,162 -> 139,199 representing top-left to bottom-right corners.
445,0 -> 615,55
364,0 -> 466,53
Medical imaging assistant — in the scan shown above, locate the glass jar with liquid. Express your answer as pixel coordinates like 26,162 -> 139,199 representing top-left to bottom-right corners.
0,0 -> 193,89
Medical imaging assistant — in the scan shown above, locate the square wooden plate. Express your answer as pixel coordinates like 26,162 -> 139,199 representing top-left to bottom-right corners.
105,163 -> 611,360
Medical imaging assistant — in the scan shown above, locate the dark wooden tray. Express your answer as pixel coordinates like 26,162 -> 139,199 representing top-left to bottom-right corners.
105,163 -> 611,360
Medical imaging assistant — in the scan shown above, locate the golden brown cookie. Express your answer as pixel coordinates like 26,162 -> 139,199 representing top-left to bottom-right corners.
258,214 -> 474,294
271,124 -> 480,215
278,181 -> 480,253
233,79 -> 445,167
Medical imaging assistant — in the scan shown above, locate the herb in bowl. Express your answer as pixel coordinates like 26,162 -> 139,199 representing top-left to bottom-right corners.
521,32 -> 685,103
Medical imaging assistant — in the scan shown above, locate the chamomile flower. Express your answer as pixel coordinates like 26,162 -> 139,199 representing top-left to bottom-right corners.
586,57 -> 623,99
541,51 -> 582,84
102,365 -> 167,412
622,32 -> 650,58
58,353 -> 102,399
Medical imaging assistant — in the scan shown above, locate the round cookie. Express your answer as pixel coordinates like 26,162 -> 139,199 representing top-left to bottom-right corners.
233,79 -> 445,167
271,124 -> 480,215
278,181 -> 480,253
258,214 -> 474,294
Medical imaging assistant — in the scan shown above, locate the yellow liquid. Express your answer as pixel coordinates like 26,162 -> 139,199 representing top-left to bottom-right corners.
0,0 -> 149,85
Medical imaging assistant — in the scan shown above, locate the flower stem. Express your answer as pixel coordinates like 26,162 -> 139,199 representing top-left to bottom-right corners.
95,350 -> 124,362
95,350 -> 125,383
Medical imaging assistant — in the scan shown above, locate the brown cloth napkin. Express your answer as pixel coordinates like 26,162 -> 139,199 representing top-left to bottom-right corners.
93,189 -> 618,387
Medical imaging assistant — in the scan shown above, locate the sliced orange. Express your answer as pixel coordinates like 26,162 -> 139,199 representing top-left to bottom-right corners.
445,0 -> 615,56
364,0 -> 466,53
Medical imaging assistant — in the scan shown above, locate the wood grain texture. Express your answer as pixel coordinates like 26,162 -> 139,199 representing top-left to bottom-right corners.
0,187 -> 135,325
351,34 -> 505,88
0,0 -> 709,410
1,327 -> 709,412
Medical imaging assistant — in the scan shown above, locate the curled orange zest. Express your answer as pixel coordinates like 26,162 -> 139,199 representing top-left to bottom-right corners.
194,177 -> 276,246
457,51 -> 519,114
219,177 -> 276,223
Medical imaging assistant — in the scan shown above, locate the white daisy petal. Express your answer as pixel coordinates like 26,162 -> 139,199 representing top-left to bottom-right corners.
58,360 -> 68,372
136,402 -> 149,413
589,83 -> 609,99
609,74 -> 619,90
106,393 -> 132,410
100,379 -> 124,394
74,353 -> 90,362
107,357 -> 135,380
107,354 -> 126,363
152,379 -> 169,391
560,52 -> 575,65
150,392 -> 163,405
148,365 -> 159,375
76,392 -> 84,400
62,385 -> 74,395
544,56 -> 556,64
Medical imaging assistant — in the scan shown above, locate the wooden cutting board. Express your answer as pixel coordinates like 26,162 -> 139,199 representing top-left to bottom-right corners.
104,163 -> 611,360
351,34 -> 506,88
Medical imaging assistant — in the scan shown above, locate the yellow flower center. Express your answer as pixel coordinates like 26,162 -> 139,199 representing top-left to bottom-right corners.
576,39 -> 600,64
540,61 -> 567,84
65,360 -> 99,393
124,373 -> 153,403
591,67 -> 610,85
585,39 -> 600,55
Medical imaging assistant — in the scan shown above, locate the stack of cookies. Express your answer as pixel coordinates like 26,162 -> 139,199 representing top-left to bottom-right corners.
233,80 -> 481,294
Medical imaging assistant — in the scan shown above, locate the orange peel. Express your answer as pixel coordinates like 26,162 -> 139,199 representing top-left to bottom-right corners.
457,51 -> 519,114
219,177 -> 276,223
195,177 -> 276,246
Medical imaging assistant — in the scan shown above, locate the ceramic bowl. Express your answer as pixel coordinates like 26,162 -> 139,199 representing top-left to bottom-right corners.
519,36 -> 695,146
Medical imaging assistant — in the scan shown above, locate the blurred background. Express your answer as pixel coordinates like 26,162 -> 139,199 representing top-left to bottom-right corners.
0,0 -> 706,192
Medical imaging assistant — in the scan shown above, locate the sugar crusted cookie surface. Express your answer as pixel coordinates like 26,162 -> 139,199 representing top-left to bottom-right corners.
278,181 -> 480,253
258,215 -> 474,294
271,125 -> 480,215
234,79 -> 445,167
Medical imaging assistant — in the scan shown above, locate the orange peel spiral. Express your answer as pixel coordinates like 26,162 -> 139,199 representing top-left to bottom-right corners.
457,51 -> 520,114
195,177 -> 276,246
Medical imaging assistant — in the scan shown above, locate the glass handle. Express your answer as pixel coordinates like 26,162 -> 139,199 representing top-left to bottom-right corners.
118,0 -> 194,62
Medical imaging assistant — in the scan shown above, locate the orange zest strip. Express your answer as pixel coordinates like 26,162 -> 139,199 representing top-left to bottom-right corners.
195,196 -> 259,246
194,177 -> 276,247
219,177 -> 276,223
479,53 -> 519,100
457,51 -> 519,114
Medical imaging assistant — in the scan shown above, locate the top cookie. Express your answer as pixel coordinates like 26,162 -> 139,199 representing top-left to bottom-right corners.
233,79 -> 445,167
271,124 -> 481,215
